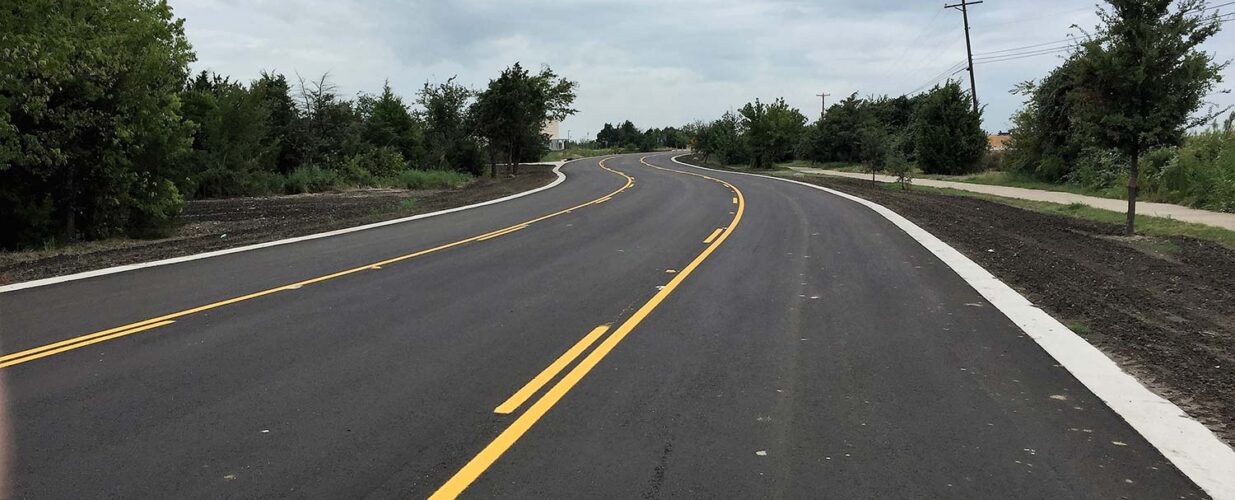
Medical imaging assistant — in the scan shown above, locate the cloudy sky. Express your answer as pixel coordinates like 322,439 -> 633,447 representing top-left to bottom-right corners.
173,0 -> 1234,139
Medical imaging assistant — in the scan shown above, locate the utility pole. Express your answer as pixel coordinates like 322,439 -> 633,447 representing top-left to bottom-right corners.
815,91 -> 831,120
944,0 -> 982,113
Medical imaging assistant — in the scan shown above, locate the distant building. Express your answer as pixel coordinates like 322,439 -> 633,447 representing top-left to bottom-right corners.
988,131 -> 1012,151
542,120 -> 567,151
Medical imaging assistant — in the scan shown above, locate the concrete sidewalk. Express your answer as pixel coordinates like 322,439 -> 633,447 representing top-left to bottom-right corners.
789,167 -> 1235,231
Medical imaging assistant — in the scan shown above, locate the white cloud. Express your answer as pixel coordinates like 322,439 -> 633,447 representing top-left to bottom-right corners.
171,0 -> 1235,137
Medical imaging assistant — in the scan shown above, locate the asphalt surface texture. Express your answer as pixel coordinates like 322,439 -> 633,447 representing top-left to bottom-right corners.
0,153 -> 1204,498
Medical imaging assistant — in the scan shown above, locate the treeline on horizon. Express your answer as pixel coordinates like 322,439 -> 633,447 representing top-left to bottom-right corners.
689,0 -> 1232,222
0,0 -> 576,250
689,80 -> 987,179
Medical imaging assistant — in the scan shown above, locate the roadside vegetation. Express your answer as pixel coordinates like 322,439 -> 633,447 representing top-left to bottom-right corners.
903,182 -> 1235,248
687,83 -> 977,190
538,121 -> 691,162
0,0 -> 576,251
686,0 -> 1229,232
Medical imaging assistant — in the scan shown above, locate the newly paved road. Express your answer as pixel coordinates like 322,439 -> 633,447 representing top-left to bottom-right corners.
0,153 -> 1204,498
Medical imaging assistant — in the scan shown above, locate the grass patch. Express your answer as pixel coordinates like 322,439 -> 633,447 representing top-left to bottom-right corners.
774,160 -> 867,173
541,147 -> 622,162
1066,321 -> 1091,335
908,183 -> 1235,248
385,169 -> 473,190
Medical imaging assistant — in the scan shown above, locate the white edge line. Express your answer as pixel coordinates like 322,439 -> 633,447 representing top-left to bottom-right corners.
668,153 -> 1235,498
1,161 -> 574,294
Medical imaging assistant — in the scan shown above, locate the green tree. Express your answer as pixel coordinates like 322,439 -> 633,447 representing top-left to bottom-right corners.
0,0 -> 195,248
295,73 -> 363,170
418,77 -> 484,174
471,63 -> 576,177
357,81 -> 423,171
799,94 -> 867,163
252,71 -> 301,174
1007,58 -> 1087,182
179,71 -> 274,197
1070,0 -> 1227,234
913,81 -> 988,175
739,99 -> 773,168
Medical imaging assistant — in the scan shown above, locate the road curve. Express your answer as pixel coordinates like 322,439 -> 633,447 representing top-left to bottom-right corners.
0,153 -> 1203,498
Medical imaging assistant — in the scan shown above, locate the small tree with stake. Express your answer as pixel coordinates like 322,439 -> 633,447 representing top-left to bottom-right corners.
1070,0 -> 1227,235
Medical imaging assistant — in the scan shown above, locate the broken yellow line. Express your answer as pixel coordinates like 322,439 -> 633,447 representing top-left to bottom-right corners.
430,155 -> 744,499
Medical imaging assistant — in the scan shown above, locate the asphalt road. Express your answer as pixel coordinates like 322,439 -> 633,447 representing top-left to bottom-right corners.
0,153 -> 1204,498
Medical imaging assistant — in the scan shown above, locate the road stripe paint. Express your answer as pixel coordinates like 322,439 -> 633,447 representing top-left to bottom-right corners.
0,320 -> 175,368
702,228 -> 724,244
667,153 -> 1235,498
477,224 -> 528,242
1,158 -> 636,370
0,161 -> 597,294
732,197 -> 738,204
429,155 -> 744,499
493,325 -> 612,415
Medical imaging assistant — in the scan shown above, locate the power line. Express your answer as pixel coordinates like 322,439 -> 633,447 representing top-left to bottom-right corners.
973,46 -> 1077,65
903,61 -> 967,96
973,44 -> 1079,61
973,38 -> 1076,56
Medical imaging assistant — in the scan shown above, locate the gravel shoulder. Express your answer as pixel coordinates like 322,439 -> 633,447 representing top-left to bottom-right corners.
790,174 -> 1235,446
0,167 -> 556,285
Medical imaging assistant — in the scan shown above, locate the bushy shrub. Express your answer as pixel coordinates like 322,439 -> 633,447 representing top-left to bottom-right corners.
127,178 -> 185,238
913,81 -> 988,175
1069,148 -> 1127,189
1151,126 -> 1235,212
392,170 -> 473,190
284,165 -> 341,194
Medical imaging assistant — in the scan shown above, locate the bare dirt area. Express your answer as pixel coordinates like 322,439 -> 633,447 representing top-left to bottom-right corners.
0,166 -> 556,285
792,174 -> 1235,446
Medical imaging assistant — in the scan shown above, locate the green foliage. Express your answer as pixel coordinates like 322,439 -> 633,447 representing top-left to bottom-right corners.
0,0 -> 196,249
1070,0 -> 1227,232
913,81 -> 988,175
283,165 -> 340,194
390,169 -> 473,190
418,77 -> 484,174
1147,119 -> 1235,211
180,71 -> 274,198
592,121 -> 688,152
1006,58 -> 1087,182
471,63 -> 577,176
357,82 -> 425,168
739,98 -> 807,169
693,112 -> 749,165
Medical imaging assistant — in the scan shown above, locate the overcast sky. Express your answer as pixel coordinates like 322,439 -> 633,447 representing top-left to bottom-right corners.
173,0 -> 1233,139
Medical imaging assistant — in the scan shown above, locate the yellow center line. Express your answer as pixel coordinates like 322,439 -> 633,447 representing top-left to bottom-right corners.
476,224 -> 528,242
0,320 -> 176,369
1,157 -> 636,369
493,324 -> 611,415
429,154 -> 744,499
702,227 -> 724,244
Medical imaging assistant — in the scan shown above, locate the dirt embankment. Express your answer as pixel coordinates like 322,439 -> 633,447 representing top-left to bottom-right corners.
796,175 -> 1235,445
0,167 -> 556,285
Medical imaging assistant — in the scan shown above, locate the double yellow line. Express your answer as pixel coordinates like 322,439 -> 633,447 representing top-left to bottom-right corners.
430,155 -> 745,499
0,158 -> 635,370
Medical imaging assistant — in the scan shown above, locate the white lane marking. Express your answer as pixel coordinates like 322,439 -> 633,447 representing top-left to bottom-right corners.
668,153 -> 1235,498
2,162 -> 573,293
